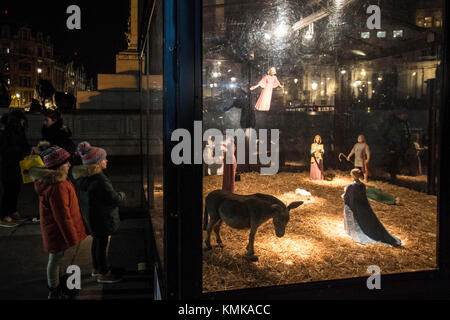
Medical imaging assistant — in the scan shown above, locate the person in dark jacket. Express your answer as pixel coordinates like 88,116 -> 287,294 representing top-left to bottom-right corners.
0,110 -> 31,227
28,144 -> 88,300
41,109 -> 76,158
72,142 -> 125,284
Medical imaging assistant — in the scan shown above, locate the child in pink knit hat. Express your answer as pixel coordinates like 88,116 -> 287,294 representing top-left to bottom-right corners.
73,142 -> 126,284
77,142 -> 107,165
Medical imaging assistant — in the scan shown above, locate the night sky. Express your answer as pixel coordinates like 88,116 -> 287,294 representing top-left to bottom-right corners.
0,1 -> 130,80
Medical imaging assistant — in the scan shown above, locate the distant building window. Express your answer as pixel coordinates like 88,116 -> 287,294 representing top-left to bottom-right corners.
7,79 -> 11,85
20,78 -> 31,87
424,17 -> 433,28
19,63 -> 31,72
19,48 -> 29,55
6,48 -> 10,54
20,29 -> 30,40
417,17 -> 424,27
1,26 -> 10,38
361,32 -> 370,39
435,18 -> 442,28
393,30 -> 403,38
377,31 -> 386,38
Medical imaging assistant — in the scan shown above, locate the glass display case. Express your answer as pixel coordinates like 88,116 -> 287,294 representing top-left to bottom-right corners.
140,0 -> 450,300
202,0 -> 444,294
139,0 -> 165,298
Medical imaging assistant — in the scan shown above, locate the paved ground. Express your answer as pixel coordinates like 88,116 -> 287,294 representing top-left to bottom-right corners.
0,158 -> 153,300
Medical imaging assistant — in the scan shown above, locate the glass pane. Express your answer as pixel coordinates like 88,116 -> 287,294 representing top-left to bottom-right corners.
142,1 -> 164,268
202,0 -> 442,293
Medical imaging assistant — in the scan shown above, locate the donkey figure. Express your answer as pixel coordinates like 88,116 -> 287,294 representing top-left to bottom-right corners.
204,190 -> 304,262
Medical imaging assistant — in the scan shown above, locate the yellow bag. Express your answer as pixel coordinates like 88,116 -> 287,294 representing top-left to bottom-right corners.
19,155 -> 45,184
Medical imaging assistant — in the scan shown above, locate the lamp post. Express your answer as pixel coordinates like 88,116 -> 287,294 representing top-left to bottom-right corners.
36,68 -> 43,107
37,68 -> 43,83
15,93 -> 21,108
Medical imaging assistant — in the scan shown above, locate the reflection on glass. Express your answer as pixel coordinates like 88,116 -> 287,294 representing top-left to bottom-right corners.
361,32 -> 370,39
142,1 -> 164,268
377,31 -> 386,38
202,0 -> 441,293
393,30 -> 404,38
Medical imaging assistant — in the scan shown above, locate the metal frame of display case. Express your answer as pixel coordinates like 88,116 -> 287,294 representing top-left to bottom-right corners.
141,0 -> 450,300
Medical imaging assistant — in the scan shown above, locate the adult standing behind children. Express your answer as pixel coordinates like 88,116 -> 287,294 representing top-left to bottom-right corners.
41,109 -> 76,159
73,142 -> 126,284
28,144 -> 88,299
0,110 -> 32,227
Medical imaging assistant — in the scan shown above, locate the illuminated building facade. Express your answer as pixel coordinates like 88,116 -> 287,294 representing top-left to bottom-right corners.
0,23 -> 93,108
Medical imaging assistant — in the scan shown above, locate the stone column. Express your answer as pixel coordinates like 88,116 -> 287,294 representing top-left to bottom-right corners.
127,0 -> 139,51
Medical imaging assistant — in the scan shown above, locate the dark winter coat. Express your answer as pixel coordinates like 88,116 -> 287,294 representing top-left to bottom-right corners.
72,165 -> 123,237
41,119 -> 76,156
0,117 -> 31,181
29,167 -> 88,254
0,77 -> 11,108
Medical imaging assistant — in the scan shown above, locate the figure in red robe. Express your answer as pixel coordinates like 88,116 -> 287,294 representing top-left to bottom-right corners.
222,142 -> 237,193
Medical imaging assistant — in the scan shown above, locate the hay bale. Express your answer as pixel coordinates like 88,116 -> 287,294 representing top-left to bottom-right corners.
202,171 -> 437,293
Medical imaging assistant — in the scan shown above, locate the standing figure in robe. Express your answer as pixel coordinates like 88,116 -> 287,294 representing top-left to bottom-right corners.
222,140 -> 237,193
310,135 -> 325,181
346,135 -> 371,183
250,67 -> 284,112
343,169 -> 402,247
